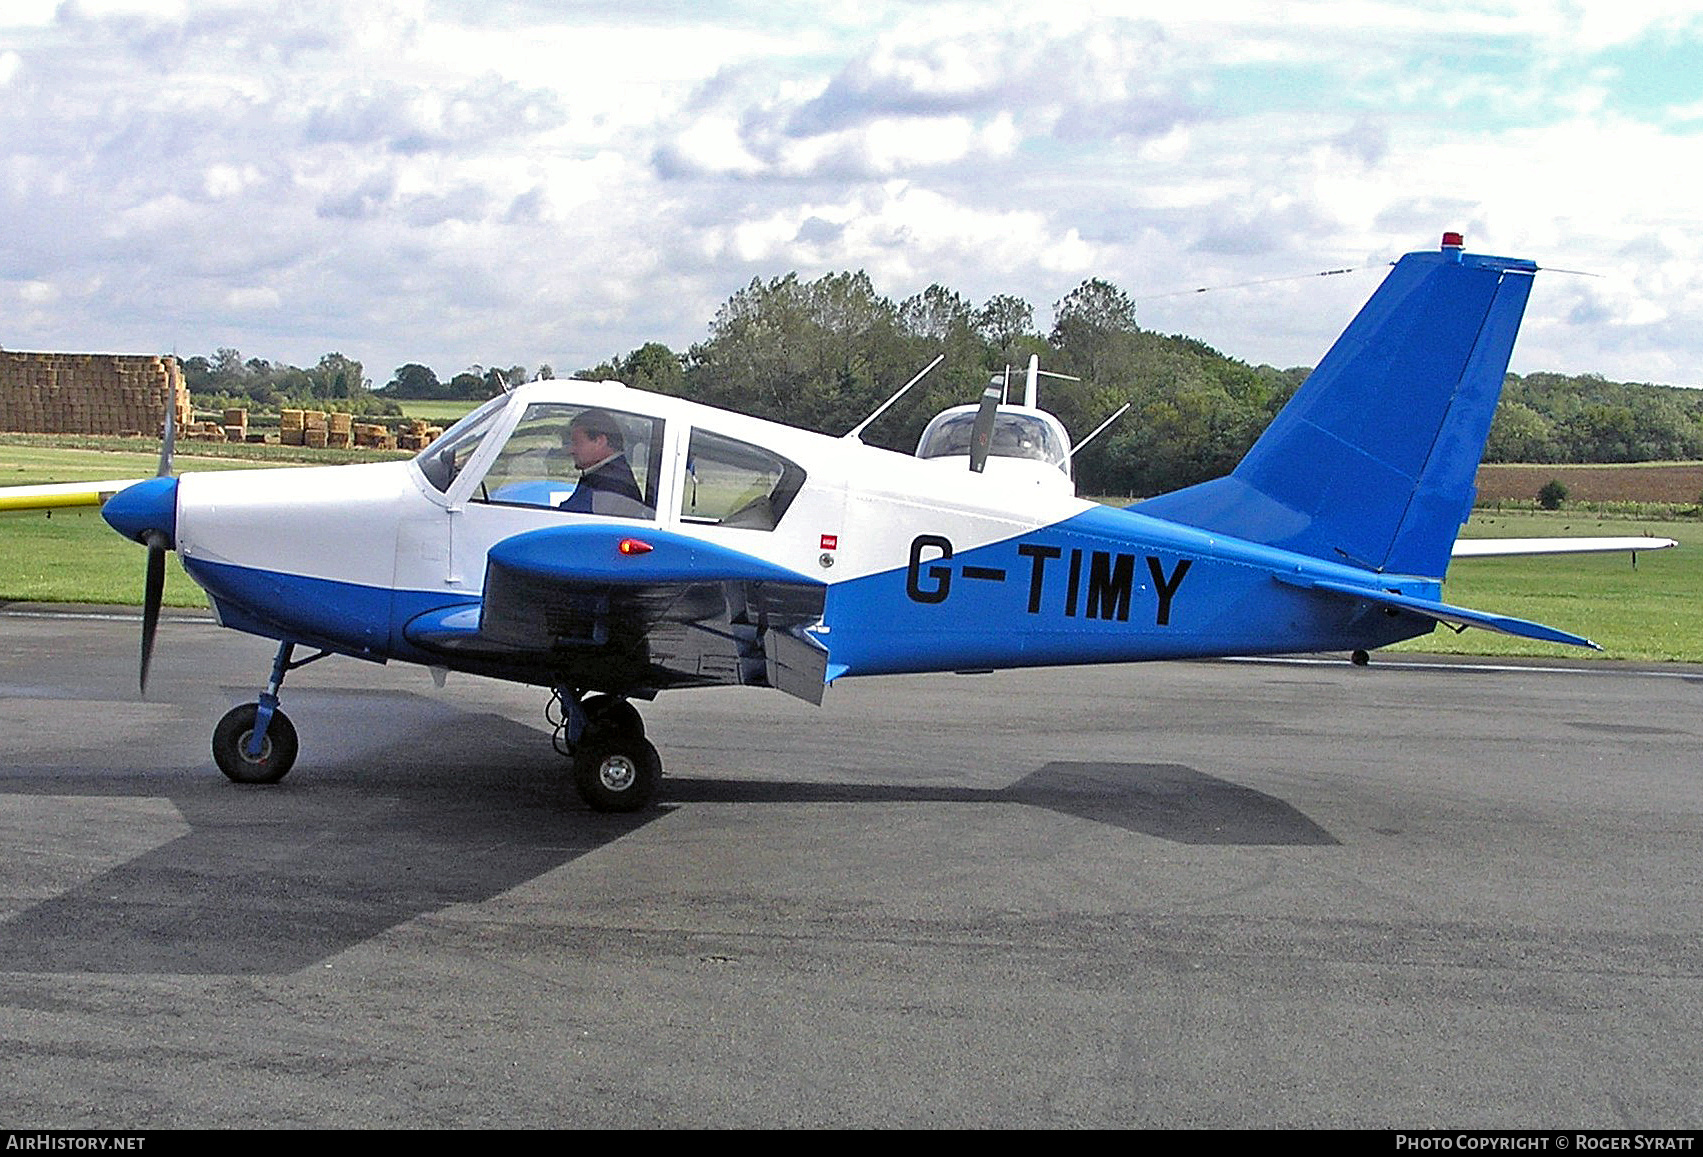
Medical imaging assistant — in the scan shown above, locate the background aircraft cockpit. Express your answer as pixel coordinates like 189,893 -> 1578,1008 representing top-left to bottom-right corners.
914,406 -> 1073,477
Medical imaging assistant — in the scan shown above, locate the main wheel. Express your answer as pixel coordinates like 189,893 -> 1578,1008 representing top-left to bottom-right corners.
212,703 -> 298,785
580,693 -> 644,740
572,733 -> 662,812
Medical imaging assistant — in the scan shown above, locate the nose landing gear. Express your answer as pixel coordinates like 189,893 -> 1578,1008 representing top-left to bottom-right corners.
211,641 -> 328,785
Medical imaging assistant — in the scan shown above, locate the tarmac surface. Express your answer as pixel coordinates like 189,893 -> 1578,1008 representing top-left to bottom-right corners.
2,606 -> 1701,1128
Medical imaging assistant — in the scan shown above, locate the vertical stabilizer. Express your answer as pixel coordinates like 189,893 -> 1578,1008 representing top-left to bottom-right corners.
1134,235 -> 1536,577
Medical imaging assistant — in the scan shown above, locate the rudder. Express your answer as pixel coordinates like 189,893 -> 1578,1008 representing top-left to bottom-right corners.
1133,235 -> 1536,578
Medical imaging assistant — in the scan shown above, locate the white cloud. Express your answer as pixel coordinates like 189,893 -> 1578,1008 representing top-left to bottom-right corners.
223,286 -> 282,312
1,0 -> 1700,386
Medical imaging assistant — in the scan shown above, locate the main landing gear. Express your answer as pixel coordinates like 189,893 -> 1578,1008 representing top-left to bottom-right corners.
548,688 -> 662,813
211,641 -> 327,784
208,645 -> 662,813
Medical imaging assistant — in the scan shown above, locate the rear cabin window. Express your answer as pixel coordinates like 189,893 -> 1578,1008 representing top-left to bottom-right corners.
679,430 -> 805,531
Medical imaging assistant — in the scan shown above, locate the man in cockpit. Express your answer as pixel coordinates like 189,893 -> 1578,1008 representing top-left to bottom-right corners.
559,408 -> 647,517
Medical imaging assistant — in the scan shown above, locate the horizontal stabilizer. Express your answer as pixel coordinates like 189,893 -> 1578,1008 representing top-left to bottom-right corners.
1275,573 -> 1599,649
1452,536 -> 1678,558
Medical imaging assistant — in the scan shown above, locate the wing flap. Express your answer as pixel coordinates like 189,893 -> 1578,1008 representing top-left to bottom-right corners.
1275,573 -> 1599,649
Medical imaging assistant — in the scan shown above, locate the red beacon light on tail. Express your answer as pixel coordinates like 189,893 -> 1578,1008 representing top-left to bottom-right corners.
1441,231 -> 1465,260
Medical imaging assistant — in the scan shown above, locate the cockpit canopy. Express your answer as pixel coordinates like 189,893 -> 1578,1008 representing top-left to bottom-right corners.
914,406 -> 1072,477
411,383 -> 806,531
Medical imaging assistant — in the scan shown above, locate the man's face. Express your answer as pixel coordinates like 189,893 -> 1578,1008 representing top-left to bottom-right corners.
567,426 -> 609,470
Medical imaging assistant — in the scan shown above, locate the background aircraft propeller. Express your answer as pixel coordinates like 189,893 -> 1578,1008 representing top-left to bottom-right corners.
967,384 -> 1000,474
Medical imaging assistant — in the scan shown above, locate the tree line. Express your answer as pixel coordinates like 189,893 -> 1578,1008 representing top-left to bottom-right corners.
180,270 -> 1703,497
181,349 -> 398,417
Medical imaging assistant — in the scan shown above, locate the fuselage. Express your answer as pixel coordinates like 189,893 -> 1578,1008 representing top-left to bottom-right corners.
151,378 -> 1437,691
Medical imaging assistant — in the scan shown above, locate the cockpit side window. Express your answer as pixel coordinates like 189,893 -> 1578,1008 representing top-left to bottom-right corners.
471,402 -> 662,519
679,429 -> 805,531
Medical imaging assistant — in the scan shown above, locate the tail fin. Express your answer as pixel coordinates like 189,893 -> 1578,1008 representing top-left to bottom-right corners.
1134,235 -> 1536,578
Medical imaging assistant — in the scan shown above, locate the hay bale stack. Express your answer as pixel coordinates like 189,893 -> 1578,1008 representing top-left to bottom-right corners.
325,411 -> 353,448
0,351 -> 189,437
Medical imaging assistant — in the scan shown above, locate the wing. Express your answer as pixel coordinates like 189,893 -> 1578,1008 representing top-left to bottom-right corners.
0,479 -> 149,514
403,523 -> 831,703
1452,536 -> 1678,557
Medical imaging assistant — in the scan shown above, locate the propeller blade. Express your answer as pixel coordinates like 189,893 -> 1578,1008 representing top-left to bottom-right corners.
140,530 -> 167,695
157,385 -> 177,478
967,384 -> 1000,474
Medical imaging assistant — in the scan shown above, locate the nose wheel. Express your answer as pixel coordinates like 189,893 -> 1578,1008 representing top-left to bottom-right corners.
550,689 -> 662,812
212,641 -> 326,785
213,702 -> 298,784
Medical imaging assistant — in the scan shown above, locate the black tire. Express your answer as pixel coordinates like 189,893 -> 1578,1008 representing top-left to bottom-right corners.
572,734 -> 662,812
212,703 -> 298,785
580,693 -> 644,740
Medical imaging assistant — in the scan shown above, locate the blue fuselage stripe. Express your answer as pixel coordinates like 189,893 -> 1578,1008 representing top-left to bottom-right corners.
820,506 -> 1436,675
184,502 -> 1440,680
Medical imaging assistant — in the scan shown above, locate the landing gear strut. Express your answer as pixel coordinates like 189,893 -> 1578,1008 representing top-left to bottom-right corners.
211,641 -> 328,784
548,688 -> 661,812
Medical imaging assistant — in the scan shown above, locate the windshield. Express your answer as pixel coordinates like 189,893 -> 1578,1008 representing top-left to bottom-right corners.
413,394 -> 512,492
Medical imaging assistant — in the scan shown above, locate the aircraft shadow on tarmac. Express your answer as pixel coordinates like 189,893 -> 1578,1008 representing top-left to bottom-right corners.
0,695 -> 1333,976
666,761 -> 1338,847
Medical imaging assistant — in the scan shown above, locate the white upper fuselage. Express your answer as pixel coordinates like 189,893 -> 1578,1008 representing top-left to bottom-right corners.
173,378 -> 1095,609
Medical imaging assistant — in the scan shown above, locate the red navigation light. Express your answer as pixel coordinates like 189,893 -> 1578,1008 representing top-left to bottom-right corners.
1441,231 -> 1465,249
618,537 -> 653,556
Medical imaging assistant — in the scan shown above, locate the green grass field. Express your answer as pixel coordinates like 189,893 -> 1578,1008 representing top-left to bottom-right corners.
0,441 -> 315,606
5,445 -> 1698,659
0,435 -> 409,481
1386,510 -> 1698,662
397,400 -> 482,423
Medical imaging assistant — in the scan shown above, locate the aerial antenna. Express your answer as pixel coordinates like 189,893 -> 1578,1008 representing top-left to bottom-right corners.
1131,265 -> 1367,303
843,354 -> 944,442
1070,402 -> 1131,456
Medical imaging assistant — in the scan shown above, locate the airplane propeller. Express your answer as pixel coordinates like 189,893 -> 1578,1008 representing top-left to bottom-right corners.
97,390 -> 183,695
139,528 -> 169,693
967,383 -> 1000,474
139,391 -> 178,694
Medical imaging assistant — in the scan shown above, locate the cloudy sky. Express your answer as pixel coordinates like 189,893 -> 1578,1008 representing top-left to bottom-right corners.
4,0 -> 1702,388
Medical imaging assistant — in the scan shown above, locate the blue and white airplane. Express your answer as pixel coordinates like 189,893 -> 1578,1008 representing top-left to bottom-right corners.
86,233 -> 1665,811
